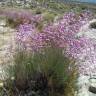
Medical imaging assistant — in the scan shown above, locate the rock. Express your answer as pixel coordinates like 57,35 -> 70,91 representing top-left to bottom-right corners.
89,78 -> 96,94
89,92 -> 96,96
89,78 -> 96,87
0,82 -> 4,87
27,91 -> 37,96
0,20 -> 6,26
0,26 -> 4,32
77,75 -> 96,96
77,75 -> 90,96
77,19 -> 96,39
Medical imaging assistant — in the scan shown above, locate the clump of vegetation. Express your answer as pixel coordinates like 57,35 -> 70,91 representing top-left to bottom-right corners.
0,47 -> 78,96
6,18 -> 21,28
43,12 -> 57,23
35,8 -> 44,14
90,22 -> 96,29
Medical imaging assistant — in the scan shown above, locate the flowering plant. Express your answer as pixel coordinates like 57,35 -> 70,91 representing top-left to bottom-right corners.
15,11 -> 96,76
16,11 -> 92,50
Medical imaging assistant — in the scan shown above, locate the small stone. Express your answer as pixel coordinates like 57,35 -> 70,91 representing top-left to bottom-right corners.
0,82 -> 3,87
27,91 -> 37,96
89,92 -> 96,96
89,78 -> 96,94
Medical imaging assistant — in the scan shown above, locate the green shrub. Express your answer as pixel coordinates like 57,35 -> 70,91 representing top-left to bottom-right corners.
2,47 -> 78,96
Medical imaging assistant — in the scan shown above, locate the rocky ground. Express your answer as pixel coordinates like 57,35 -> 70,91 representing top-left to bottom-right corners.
76,19 -> 96,96
0,19 -> 15,80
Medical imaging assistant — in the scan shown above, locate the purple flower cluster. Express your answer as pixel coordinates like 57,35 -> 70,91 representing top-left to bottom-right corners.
16,24 -> 35,50
16,11 -> 92,50
16,11 -> 96,75
74,38 -> 96,75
